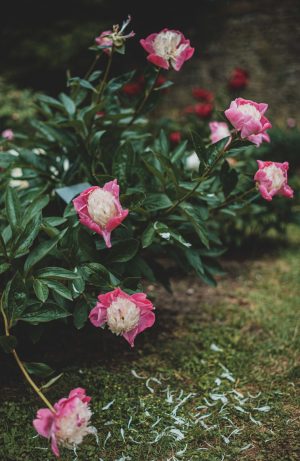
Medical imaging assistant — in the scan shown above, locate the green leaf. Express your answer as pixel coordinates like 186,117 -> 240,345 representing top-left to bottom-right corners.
106,239 -> 139,263
59,92 -> 76,116
220,161 -> 238,197
171,140 -> 188,163
13,213 -> 42,257
0,263 -> 10,275
0,233 -> 7,257
5,187 -> 21,232
3,273 -> 27,325
154,222 -> 192,248
24,362 -> 54,377
180,202 -> 210,248
144,193 -> 172,211
36,267 -> 79,280
0,335 -> 17,353
112,142 -> 135,188
73,303 -> 88,330
24,195 -> 50,224
33,279 -> 49,303
43,280 -> 73,301
206,137 -> 230,167
20,304 -> 71,323
184,248 -> 204,275
142,224 -> 156,248
37,94 -> 64,110
24,229 -> 67,273
159,129 -> 169,156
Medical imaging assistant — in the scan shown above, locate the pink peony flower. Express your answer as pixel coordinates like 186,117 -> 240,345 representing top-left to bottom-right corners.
89,288 -> 155,347
140,29 -> 194,71
95,30 -> 113,54
254,160 -> 294,201
247,131 -> 270,147
1,129 -> 14,141
225,98 -> 272,144
209,121 -> 231,145
73,180 -> 129,248
33,388 -> 96,457
169,131 -> 181,145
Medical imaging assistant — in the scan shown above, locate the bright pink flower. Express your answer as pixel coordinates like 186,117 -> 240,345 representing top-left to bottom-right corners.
95,30 -> 113,54
225,98 -> 272,144
169,131 -> 181,145
140,29 -> 194,71
254,160 -> 294,201
2,129 -> 14,141
247,131 -> 271,147
192,88 -> 214,102
229,68 -> 249,90
209,121 -> 231,145
89,288 -> 155,347
194,103 -> 213,118
73,180 -> 129,248
33,388 -> 96,457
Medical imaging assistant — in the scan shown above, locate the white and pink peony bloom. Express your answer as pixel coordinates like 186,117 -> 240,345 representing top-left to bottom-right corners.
209,121 -> 231,145
254,160 -> 294,201
225,98 -> 272,145
33,388 -> 96,457
73,180 -> 129,248
89,288 -> 155,347
1,129 -> 14,141
140,29 -> 194,71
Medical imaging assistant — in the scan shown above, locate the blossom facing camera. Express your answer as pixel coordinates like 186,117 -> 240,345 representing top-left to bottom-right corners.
169,131 -> 181,145
2,129 -> 14,141
89,288 -> 155,347
33,388 -> 96,457
140,29 -> 194,71
225,98 -> 272,145
95,30 -> 113,54
254,160 -> 294,201
229,68 -> 249,90
73,180 -> 129,248
209,121 -> 231,145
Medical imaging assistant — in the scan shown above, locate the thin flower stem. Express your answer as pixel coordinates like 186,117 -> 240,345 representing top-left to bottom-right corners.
212,187 -> 257,212
0,296 -> 55,413
96,48 -> 114,104
127,68 -> 161,127
83,54 -> 100,81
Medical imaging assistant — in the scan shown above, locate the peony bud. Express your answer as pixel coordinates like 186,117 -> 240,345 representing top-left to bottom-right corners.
185,152 -> 200,171
169,131 -> 181,145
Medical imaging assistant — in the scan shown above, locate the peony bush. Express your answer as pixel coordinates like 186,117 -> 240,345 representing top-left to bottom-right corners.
0,16 -> 295,457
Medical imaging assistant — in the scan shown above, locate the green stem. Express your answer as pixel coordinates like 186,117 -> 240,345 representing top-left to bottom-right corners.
96,48 -> 114,104
127,68 -> 161,127
212,186 -> 257,212
0,296 -> 55,413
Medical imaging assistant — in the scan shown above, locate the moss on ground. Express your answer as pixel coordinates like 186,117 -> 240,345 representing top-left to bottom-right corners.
1,229 -> 300,461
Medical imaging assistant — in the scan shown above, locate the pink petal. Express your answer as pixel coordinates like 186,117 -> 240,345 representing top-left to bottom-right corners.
33,409 -> 55,438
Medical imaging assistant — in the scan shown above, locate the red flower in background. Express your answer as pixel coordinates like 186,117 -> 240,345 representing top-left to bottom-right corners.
169,131 -> 181,144
229,68 -> 249,90
122,81 -> 143,96
194,103 -> 213,118
192,88 -> 214,102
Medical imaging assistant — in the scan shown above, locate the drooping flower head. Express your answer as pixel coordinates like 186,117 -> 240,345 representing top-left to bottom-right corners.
89,288 -> 155,347
33,388 -> 96,457
254,160 -> 294,201
1,129 -> 14,141
209,121 -> 231,145
140,29 -> 194,71
95,15 -> 135,53
73,180 -> 129,248
225,98 -> 272,145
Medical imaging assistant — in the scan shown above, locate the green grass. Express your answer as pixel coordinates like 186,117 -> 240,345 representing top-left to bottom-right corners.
1,229 -> 300,460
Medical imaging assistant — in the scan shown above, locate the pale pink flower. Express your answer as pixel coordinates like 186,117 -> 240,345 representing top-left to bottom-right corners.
1,129 -> 14,141
33,388 -> 96,457
225,98 -> 272,145
95,30 -> 113,54
247,131 -> 270,147
89,288 -> 155,347
209,121 -> 231,145
73,180 -> 129,248
254,160 -> 294,201
140,29 -> 194,71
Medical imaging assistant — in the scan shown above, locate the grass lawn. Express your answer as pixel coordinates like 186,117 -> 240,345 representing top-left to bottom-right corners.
1,228 -> 299,461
